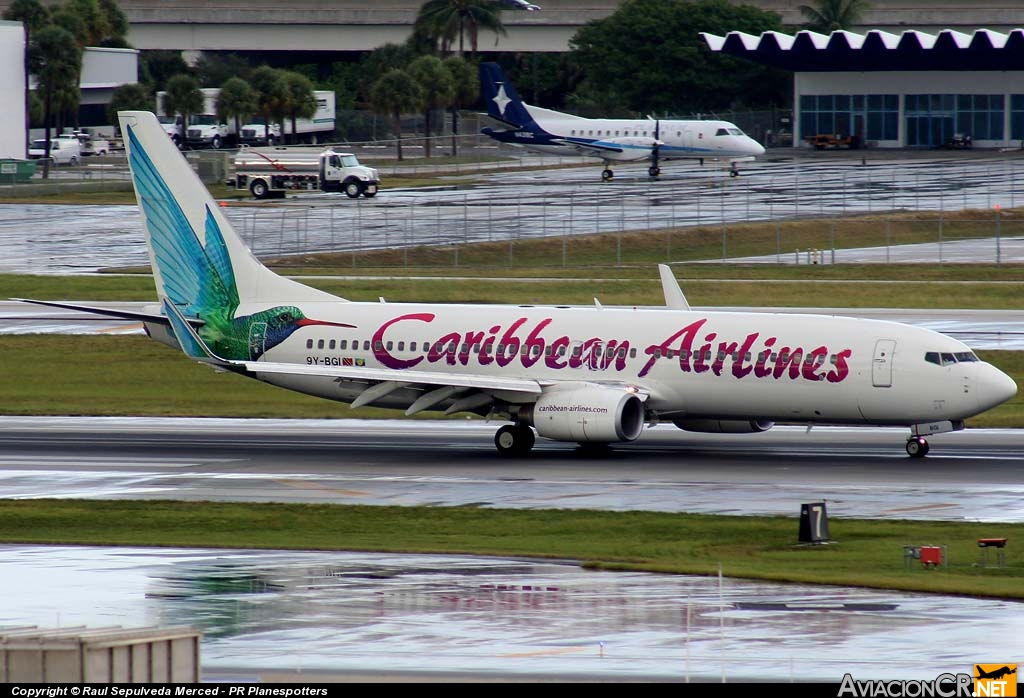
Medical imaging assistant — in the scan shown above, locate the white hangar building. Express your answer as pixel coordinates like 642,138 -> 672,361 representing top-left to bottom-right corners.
702,28 -> 1024,149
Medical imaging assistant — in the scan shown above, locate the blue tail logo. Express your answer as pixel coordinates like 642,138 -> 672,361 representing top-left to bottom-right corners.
479,63 -> 540,131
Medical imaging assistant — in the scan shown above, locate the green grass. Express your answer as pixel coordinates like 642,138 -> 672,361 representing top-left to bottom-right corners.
6,262 -> 1024,308
1,500 -> 1021,599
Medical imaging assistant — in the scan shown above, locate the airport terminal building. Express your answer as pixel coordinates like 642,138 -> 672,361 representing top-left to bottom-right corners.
703,29 -> 1024,150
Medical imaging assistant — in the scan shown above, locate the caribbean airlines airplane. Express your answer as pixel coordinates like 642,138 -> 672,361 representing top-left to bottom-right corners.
19,111 -> 1016,458
478,62 -> 766,181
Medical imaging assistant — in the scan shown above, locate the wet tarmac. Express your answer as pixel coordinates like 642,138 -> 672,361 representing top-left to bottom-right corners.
5,152 -> 1024,274
3,546 -> 1022,683
1,417 -> 1023,682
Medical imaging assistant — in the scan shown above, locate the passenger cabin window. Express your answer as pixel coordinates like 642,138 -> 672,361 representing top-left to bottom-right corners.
329,340 -> 336,350
306,339 -> 313,349
339,340 -> 347,350
317,339 -> 325,349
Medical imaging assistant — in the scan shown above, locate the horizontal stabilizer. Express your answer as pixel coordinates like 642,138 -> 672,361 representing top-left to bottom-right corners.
11,298 -> 201,327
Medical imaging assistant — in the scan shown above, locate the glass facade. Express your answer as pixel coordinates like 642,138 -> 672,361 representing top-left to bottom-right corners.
799,94 -> 898,142
904,94 -> 1003,146
1011,95 -> 1024,141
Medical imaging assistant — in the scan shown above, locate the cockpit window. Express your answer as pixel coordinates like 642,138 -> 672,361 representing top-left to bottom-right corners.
715,128 -> 729,136
926,351 -> 976,365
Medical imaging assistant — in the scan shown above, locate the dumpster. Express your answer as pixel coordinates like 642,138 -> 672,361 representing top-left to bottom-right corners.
0,158 -> 38,183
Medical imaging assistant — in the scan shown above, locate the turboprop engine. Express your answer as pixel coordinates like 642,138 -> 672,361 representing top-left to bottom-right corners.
672,418 -> 775,434
520,384 -> 645,443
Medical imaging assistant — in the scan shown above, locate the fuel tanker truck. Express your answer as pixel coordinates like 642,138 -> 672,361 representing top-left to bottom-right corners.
231,146 -> 380,199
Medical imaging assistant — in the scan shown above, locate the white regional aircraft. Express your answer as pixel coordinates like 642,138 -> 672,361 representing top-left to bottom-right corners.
19,111 -> 1017,458
479,62 -> 766,181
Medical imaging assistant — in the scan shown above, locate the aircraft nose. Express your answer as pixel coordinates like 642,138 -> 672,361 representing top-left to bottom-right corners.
976,364 -> 1017,411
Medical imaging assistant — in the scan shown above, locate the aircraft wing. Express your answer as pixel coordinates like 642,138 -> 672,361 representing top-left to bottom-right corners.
241,360 -> 543,395
554,138 -> 625,155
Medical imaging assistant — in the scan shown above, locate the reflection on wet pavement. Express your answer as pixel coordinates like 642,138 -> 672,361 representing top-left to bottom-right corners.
1,545 -> 1020,682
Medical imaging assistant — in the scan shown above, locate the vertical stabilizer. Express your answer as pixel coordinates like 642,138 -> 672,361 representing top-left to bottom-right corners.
478,63 -> 542,131
117,111 -> 340,314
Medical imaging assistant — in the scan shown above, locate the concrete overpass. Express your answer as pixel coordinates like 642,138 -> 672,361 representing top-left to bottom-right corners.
118,1 -> 1024,54
2,2 -> 1021,55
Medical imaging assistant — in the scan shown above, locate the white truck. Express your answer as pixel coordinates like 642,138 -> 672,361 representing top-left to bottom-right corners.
232,146 -> 380,199
156,88 -> 234,149
239,91 -> 337,146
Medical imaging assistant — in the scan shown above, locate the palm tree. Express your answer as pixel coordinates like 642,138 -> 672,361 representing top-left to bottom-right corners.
414,0 -> 507,56
29,24 -> 81,176
408,55 -> 454,158
799,0 -> 871,33
107,83 -> 152,125
3,0 -> 51,157
163,74 -> 203,148
281,72 -> 318,145
249,66 -> 289,144
369,69 -> 423,161
217,77 -> 258,147
442,55 -> 478,156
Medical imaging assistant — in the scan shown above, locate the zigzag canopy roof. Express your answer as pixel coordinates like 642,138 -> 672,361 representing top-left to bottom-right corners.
701,29 -> 1024,72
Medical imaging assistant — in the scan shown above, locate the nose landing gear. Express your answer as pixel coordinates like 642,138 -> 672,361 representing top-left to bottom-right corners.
906,435 -> 930,458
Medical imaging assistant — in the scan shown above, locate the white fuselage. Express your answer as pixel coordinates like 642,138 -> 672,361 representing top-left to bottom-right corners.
230,301 -> 1013,426
514,105 -> 766,163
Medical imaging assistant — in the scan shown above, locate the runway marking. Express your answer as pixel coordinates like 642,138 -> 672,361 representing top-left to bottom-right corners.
878,503 -> 960,514
499,646 -> 591,658
276,479 -> 373,497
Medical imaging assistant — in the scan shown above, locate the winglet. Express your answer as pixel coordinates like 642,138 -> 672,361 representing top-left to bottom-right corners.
658,264 -> 690,310
162,298 -> 228,365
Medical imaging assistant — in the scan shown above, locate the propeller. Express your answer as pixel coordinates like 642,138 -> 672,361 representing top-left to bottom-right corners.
650,119 -> 661,177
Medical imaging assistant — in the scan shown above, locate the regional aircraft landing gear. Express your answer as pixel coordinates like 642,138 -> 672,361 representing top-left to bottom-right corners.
906,436 -> 930,458
495,423 -> 535,457
648,165 -> 661,178
729,163 -> 740,177
601,167 -> 614,181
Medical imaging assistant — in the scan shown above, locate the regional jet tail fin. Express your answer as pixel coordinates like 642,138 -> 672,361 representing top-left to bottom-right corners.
116,111 -> 341,319
479,62 -> 542,131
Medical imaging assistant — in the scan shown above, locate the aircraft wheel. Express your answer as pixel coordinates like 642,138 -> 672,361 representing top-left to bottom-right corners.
648,166 -> 661,177
495,424 -> 534,457
729,168 -> 739,178
601,169 -> 613,181
905,436 -> 929,458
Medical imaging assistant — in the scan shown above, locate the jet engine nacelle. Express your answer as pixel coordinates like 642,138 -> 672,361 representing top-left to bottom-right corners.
524,386 -> 645,443
673,418 -> 774,434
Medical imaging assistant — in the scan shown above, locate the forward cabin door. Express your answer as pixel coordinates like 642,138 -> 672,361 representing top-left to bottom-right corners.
872,339 -> 896,388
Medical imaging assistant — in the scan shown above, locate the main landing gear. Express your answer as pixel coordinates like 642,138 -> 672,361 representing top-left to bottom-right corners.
905,435 -> 930,458
729,163 -> 740,178
601,167 -> 614,181
648,165 -> 661,178
495,423 -> 535,457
